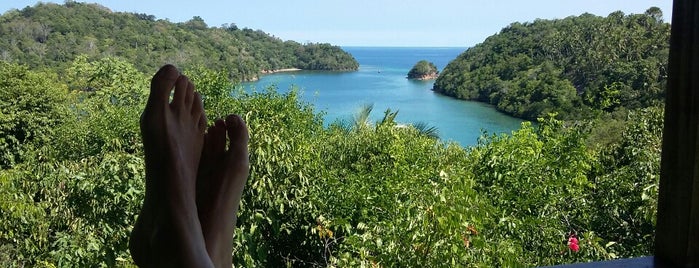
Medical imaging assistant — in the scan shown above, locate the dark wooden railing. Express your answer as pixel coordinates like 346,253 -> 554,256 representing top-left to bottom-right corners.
655,0 -> 699,266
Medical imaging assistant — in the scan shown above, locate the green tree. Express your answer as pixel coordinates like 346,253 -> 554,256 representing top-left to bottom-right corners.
0,62 -> 664,267
0,2 -> 358,82
434,7 -> 670,120
588,106 -> 663,257
0,61 -> 70,168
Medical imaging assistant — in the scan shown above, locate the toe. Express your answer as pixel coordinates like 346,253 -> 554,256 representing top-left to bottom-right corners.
184,79 -> 195,108
193,92 -> 207,131
224,114 -> 249,189
199,125 -> 216,174
203,125 -> 217,158
198,113 -> 207,134
171,75 -> 189,109
213,119 -> 227,157
192,92 -> 204,113
225,114 -> 249,156
148,64 -> 179,108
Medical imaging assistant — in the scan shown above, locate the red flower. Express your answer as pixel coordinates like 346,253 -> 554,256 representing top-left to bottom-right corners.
568,237 -> 578,245
569,242 -> 580,252
568,236 -> 580,252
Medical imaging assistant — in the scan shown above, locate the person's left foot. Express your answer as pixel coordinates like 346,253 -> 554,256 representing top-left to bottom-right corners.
197,114 -> 250,267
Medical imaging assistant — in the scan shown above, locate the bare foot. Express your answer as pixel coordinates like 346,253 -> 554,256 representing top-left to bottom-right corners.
197,115 -> 250,267
130,65 -> 213,267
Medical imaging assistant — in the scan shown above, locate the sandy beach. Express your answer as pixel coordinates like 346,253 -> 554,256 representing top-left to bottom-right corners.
260,68 -> 302,74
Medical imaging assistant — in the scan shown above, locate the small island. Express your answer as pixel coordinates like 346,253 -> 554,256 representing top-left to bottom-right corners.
407,60 -> 439,80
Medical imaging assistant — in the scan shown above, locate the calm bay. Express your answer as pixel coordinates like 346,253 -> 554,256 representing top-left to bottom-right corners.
244,47 -> 524,146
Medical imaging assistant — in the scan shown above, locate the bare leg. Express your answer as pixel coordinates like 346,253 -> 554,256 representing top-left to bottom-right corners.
130,65 -> 214,267
197,115 -> 250,267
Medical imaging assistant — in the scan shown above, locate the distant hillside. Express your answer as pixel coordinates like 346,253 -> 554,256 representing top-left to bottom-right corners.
433,8 -> 670,120
0,2 -> 359,81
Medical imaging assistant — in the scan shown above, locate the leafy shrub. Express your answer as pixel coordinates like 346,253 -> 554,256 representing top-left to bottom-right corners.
0,60 -> 661,267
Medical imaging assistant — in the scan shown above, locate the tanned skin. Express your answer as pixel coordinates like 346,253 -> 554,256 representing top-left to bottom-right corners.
130,65 -> 249,267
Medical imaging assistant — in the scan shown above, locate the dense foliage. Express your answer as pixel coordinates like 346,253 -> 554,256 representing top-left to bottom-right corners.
0,57 -> 661,267
434,8 -> 670,120
407,60 -> 438,79
0,3 -> 667,267
0,2 -> 359,82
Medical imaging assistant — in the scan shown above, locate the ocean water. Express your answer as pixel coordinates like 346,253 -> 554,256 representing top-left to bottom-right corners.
244,47 -> 524,146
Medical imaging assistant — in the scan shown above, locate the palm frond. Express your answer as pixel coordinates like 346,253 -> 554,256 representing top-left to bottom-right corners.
352,103 -> 374,130
412,121 -> 440,139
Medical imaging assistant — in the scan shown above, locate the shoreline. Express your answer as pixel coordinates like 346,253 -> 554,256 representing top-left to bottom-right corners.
246,68 -> 303,82
260,68 -> 303,74
407,73 -> 439,80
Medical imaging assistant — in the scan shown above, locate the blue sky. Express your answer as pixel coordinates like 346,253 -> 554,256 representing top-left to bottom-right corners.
1,0 -> 673,47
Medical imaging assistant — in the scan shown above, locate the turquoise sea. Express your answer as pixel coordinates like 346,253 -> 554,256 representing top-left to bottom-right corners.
244,47 -> 524,146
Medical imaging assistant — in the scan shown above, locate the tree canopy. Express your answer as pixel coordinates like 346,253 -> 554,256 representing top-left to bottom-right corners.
433,8 -> 670,120
0,56 -> 662,267
0,2 -> 359,82
0,4 -> 666,267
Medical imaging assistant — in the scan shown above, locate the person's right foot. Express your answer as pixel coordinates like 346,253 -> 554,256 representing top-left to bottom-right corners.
130,65 -> 212,267
196,114 -> 250,267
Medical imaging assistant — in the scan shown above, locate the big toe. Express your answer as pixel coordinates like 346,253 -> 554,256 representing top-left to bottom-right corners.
148,64 -> 179,108
225,114 -> 249,170
225,115 -> 249,149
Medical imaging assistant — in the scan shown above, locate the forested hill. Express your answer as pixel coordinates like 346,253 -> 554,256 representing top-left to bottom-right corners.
433,7 -> 670,120
0,2 -> 359,81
